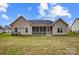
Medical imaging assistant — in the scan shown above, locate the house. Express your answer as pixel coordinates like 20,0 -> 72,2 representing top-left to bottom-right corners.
10,16 -> 69,35
0,25 -> 3,33
4,25 -> 11,33
71,18 -> 79,33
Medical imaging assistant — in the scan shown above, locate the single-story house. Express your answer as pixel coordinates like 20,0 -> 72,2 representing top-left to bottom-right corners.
4,25 -> 11,33
70,18 -> 79,33
0,25 -> 3,33
10,16 -> 69,35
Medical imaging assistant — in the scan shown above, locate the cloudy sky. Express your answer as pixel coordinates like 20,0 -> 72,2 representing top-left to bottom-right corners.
0,3 -> 79,26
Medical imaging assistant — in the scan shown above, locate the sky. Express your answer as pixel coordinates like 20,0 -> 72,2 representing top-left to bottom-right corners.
0,3 -> 79,27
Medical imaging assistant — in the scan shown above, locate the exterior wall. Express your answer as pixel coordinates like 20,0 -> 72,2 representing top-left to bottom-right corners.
71,20 -> 79,33
53,21 -> 68,35
11,16 -> 69,35
11,18 -> 32,35
0,29 -> 3,33
4,28 -> 11,33
5,30 -> 11,33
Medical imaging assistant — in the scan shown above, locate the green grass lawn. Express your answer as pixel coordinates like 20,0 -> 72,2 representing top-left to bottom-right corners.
0,33 -> 79,55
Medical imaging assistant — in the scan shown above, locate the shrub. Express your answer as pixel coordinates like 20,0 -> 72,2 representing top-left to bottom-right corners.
11,32 -> 15,36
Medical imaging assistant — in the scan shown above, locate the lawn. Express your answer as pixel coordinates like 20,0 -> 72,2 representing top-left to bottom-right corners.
0,33 -> 79,55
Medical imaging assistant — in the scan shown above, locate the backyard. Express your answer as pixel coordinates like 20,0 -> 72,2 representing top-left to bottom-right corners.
0,33 -> 79,55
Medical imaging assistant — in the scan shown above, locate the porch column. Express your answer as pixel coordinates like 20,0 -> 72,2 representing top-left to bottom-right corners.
41,27 -> 43,34
38,27 -> 40,34
46,27 -> 48,34
46,26 -> 50,34
49,26 -> 50,34
35,27 -> 36,34
39,27 -> 42,34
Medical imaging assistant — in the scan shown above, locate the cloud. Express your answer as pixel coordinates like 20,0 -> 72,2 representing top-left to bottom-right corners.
0,3 -> 9,20
0,3 -> 8,8
69,20 -> 74,27
39,3 -> 48,10
17,14 -> 21,17
38,3 -> 48,16
28,6 -> 32,11
0,3 -> 9,12
37,3 -> 71,20
0,8 -> 7,12
1,14 -> 9,19
49,5 -> 71,18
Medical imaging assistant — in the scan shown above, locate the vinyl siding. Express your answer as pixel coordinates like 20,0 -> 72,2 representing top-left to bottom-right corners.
53,20 -> 68,35
11,18 -> 32,35
71,20 -> 79,32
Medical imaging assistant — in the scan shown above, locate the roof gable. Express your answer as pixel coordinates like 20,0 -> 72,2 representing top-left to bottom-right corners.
4,25 -> 11,30
52,18 -> 68,26
71,18 -> 79,27
10,16 -> 68,27
10,16 -> 32,26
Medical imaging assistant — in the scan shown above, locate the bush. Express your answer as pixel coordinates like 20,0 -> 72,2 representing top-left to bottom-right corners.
68,31 -> 78,36
11,32 -> 15,36
11,32 -> 21,36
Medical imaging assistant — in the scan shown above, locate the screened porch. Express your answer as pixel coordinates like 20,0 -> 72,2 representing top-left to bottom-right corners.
32,26 -> 52,35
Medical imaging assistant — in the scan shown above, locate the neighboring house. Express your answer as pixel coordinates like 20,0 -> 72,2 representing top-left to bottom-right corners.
0,25 -> 3,33
10,16 -> 69,35
4,25 -> 11,33
71,18 -> 79,33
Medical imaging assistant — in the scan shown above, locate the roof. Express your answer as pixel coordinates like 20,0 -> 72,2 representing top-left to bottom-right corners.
0,25 -> 3,29
10,16 -> 32,26
10,16 -> 68,27
4,25 -> 11,30
29,20 -> 53,25
70,18 -> 79,27
52,18 -> 68,26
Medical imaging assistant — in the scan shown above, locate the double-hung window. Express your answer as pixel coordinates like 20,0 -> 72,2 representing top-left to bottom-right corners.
15,28 -> 18,32
57,28 -> 63,33
25,28 -> 28,33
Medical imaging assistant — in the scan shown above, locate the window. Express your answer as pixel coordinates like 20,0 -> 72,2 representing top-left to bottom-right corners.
50,27 -> 52,32
57,28 -> 63,33
25,28 -> 28,32
15,28 -> 18,32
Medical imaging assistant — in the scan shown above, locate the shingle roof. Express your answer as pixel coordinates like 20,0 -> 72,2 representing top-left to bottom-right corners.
10,16 -> 68,26
4,25 -> 11,30
10,16 -> 32,26
29,20 -> 53,25
53,18 -> 68,26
